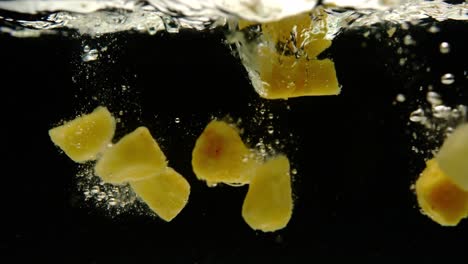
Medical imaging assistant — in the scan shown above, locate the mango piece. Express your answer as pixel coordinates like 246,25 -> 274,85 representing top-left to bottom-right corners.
49,106 -> 115,163
258,47 -> 339,99
303,36 -> 332,59
244,10 -> 338,99
415,159 -> 468,226
95,127 -> 167,184
436,123 -> 468,191
130,168 -> 190,222
242,155 -> 293,232
192,120 -> 257,186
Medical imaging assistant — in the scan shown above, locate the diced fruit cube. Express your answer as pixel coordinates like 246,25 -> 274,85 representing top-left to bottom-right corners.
95,127 -> 167,184
242,155 -> 293,232
257,48 -> 340,99
130,168 -> 190,222
192,120 -> 257,186
415,159 -> 468,226
49,106 -> 115,163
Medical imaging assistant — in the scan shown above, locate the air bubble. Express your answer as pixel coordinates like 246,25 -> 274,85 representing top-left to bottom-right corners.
108,198 -> 118,206
409,109 -> 427,123
439,42 -> 450,54
433,105 -> 452,119
403,35 -> 415,46
148,26 -> 157,35
399,58 -> 407,66
395,94 -> 406,103
445,127 -> 454,136
97,192 -> 107,201
426,91 -> 442,106
267,126 -> 274,134
174,117 -> 180,123
82,49 -> 99,62
428,25 -> 440,33
441,73 -> 455,85
162,16 -> 180,33
90,186 -> 100,194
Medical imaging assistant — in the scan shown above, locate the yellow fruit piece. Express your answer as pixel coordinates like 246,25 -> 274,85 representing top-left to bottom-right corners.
436,123 -> 468,191
95,127 -> 167,184
258,47 -> 339,99
49,106 -> 115,163
235,10 -> 339,99
303,36 -> 332,59
192,120 -> 256,186
242,155 -> 293,232
130,168 -> 190,222
415,159 -> 468,226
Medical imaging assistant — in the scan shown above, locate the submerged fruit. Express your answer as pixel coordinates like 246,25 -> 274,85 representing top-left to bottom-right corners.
130,168 -> 190,222
95,126 -> 167,184
436,123 -> 468,191
49,106 -> 115,163
236,10 -> 340,99
415,159 -> 468,226
192,120 -> 257,186
242,155 -> 293,232
258,47 -> 339,99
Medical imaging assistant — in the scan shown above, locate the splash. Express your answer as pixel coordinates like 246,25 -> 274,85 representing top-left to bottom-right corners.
0,0 -> 466,36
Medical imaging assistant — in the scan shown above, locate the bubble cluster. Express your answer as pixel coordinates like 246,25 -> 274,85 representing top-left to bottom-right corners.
76,164 -> 145,216
408,88 -> 467,156
82,45 -> 99,62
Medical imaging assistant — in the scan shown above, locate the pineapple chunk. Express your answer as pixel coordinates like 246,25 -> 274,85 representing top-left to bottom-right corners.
95,127 -> 167,184
436,123 -> 468,191
242,155 -> 293,232
192,120 -> 257,186
258,47 -> 339,99
239,11 -> 339,99
49,106 -> 115,163
130,168 -> 190,222
415,159 -> 468,226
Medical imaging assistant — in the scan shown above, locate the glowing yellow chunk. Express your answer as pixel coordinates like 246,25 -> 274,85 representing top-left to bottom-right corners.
236,10 -> 338,99
258,47 -> 339,99
192,120 -> 256,186
303,36 -> 332,59
436,123 -> 468,191
130,168 -> 190,222
95,127 -> 167,184
416,159 -> 468,226
242,155 -> 293,232
49,106 -> 115,163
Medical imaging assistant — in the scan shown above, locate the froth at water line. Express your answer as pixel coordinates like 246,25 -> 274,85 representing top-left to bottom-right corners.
0,0 -> 466,36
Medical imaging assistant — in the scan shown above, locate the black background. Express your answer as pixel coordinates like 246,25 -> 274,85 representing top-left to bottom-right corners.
1,17 -> 467,262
